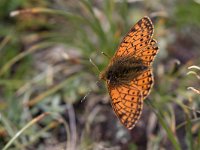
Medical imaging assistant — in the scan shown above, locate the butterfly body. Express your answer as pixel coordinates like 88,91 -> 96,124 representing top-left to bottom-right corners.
100,56 -> 148,86
99,16 -> 159,129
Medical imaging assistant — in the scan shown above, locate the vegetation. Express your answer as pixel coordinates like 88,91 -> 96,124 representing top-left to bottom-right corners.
0,0 -> 200,149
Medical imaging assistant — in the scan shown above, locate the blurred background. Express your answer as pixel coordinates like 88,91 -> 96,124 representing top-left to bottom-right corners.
0,0 -> 200,149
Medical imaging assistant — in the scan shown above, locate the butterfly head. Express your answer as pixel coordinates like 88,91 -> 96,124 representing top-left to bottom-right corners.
99,70 -> 106,81
99,69 -> 113,84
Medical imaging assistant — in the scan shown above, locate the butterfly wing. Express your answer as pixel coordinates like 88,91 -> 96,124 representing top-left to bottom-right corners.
131,68 -> 154,99
113,16 -> 154,59
107,68 -> 153,129
107,83 -> 143,129
136,39 -> 159,66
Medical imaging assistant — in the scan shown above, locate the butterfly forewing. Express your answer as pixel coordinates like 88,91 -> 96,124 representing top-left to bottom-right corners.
136,39 -> 159,66
113,16 -> 154,59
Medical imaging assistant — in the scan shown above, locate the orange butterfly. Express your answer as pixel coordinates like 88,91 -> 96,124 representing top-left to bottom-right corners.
100,16 -> 159,130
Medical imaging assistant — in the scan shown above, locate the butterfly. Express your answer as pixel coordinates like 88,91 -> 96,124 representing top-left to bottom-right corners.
99,16 -> 159,130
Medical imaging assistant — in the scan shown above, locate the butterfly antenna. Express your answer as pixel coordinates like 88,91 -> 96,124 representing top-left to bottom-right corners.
81,80 -> 100,102
81,90 -> 91,103
101,52 -> 111,59
81,55 -> 103,102
97,49 -> 111,59
89,58 -> 101,73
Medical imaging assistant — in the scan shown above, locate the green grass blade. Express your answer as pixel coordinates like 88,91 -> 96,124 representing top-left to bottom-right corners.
147,100 -> 181,150
2,113 -> 49,150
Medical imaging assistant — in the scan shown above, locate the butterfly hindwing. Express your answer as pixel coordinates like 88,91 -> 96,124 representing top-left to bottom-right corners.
108,84 -> 143,129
